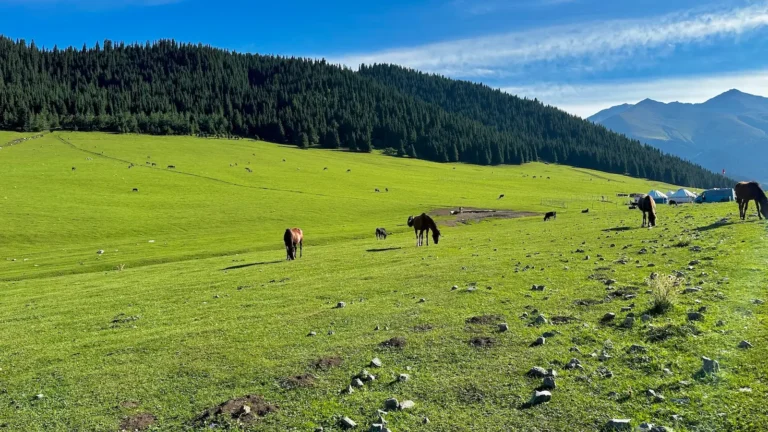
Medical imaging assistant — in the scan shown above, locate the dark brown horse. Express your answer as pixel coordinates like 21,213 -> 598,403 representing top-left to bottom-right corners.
407,213 -> 441,246
283,228 -> 303,260
637,194 -> 657,227
735,182 -> 768,220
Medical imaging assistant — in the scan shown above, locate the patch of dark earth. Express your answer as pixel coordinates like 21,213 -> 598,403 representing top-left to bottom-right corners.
196,395 -> 277,426
430,207 -> 540,227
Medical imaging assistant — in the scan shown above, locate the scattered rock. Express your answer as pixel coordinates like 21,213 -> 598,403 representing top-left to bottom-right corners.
384,398 -> 399,410
530,390 -> 551,405
398,374 -> 410,382
606,419 -> 632,430
601,312 -> 616,323
752,299 -> 765,305
738,340 -> 753,349
451,285 -> 458,290
701,356 -> 720,374
596,366 -> 613,378
351,378 -> 364,388
565,358 -> 583,370
531,337 -> 546,347
398,400 -> 415,410
641,314 -> 652,322
370,358 -> 383,368
423,417 -> 430,424
621,316 -> 635,328
526,366 -> 551,378
531,284 -> 545,291
97,249 -> 105,255
627,344 -> 647,354
336,302 -> 346,309
541,376 -> 556,389
498,323 -> 509,332
339,416 -> 357,429
308,331 -> 317,337
687,312 -> 704,321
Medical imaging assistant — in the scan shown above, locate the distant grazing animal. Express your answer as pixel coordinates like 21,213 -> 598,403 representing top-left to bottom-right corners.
323,167 -> 328,170
71,167 -> 76,171
407,213 -> 441,246
283,228 -> 304,260
347,169 -> 351,172
544,211 -> 557,221
375,227 -> 388,240
151,163 -> 156,166
375,188 -> 380,193
385,188 -> 389,192
167,165 -> 176,169
735,181 -> 768,220
146,162 -> 151,165
282,159 -> 286,162
637,194 -> 657,227
581,209 -> 589,213
132,188 -> 139,192
245,167 -> 252,173
498,194 -> 505,199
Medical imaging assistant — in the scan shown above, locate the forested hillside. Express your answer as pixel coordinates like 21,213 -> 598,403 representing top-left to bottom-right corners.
0,37 -> 731,187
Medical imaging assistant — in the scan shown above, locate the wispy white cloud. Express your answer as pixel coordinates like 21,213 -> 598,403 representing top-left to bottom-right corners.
452,0 -> 577,16
329,2 -> 768,77
504,69 -> 768,117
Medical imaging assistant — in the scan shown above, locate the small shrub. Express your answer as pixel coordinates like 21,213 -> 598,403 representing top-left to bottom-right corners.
647,274 -> 679,314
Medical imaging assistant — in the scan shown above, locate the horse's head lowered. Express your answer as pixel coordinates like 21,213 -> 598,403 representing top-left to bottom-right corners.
432,227 -> 441,244
407,216 -> 414,227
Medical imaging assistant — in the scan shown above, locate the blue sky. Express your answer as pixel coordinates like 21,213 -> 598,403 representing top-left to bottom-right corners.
2,0 -> 768,117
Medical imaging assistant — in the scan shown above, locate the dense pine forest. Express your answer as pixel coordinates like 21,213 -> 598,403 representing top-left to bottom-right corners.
0,37 -> 731,187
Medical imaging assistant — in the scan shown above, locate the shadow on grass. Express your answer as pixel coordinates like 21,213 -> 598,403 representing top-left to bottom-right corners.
695,222 -> 735,232
602,226 -> 632,232
221,260 -> 283,270
366,247 -> 403,253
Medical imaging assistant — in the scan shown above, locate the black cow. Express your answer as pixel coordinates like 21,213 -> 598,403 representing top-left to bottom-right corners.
544,211 -> 557,221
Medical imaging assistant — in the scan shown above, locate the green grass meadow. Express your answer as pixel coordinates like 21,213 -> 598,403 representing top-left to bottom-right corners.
0,132 -> 765,431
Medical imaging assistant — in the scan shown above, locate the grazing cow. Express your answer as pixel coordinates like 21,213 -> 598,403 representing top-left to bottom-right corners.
282,159 -> 286,162
385,188 -> 389,192
245,167 -> 252,173
498,194 -> 505,200
167,165 -> 176,169
132,188 -> 139,192
71,167 -> 76,171
735,181 -> 768,220
146,161 -> 151,165
544,211 -> 557,221
637,194 -> 657,227
407,213 -> 441,246
283,228 -> 304,260
375,188 -> 380,193
375,228 -> 388,240
151,163 -> 156,166
582,209 -> 589,213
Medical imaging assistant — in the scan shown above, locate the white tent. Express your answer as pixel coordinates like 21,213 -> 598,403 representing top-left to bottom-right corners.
668,188 -> 697,204
647,189 -> 669,204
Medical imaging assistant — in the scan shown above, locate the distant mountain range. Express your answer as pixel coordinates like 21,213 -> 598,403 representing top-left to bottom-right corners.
589,89 -> 768,185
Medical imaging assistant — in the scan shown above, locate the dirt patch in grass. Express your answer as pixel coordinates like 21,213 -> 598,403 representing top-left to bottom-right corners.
312,356 -> 342,370
412,323 -> 434,332
469,336 -> 496,348
196,395 -> 277,426
119,413 -> 156,431
118,400 -> 140,409
551,315 -> 579,325
430,207 -> 539,227
282,373 -> 316,389
646,324 -> 700,343
573,299 -> 603,307
380,336 -> 407,349
466,315 -> 504,325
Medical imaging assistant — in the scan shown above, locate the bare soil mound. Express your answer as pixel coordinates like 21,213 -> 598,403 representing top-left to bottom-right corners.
196,395 -> 277,426
119,413 -> 156,431
430,207 -> 539,227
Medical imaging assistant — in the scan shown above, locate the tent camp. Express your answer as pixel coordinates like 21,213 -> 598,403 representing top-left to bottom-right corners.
668,188 -> 697,204
647,190 -> 669,204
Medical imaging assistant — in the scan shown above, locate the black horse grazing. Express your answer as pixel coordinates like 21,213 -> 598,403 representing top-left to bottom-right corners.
581,209 -> 589,213
375,228 -> 388,240
283,228 -> 304,260
407,213 -> 441,246
637,194 -> 657,227
544,211 -> 557,221
735,181 -> 768,220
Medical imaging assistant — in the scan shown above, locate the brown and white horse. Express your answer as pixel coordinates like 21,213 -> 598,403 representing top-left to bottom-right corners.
637,194 -> 657,228
283,228 -> 304,260
735,181 -> 768,220
407,213 -> 441,246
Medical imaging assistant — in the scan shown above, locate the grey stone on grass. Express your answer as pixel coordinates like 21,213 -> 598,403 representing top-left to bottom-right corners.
542,376 -> 556,389
530,390 -> 551,405
336,302 -> 346,309
498,323 -> 509,332
340,417 -> 357,429
701,356 -> 720,374
398,400 -> 415,410
606,419 -> 632,430
370,358 -> 382,368
738,340 -> 753,349
384,398 -> 399,410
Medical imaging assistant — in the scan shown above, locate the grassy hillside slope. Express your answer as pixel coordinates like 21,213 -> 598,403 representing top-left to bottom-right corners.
0,133 -> 765,432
